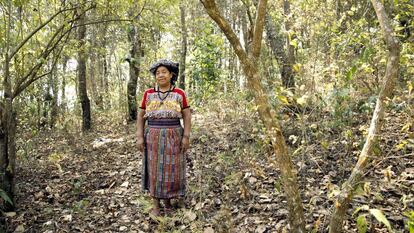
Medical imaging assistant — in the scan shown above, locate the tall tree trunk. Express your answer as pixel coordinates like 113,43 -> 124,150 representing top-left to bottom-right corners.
1,1 -> 16,210
329,0 -> 401,232
77,12 -> 91,130
200,0 -> 306,231
89,42 -> 99,108
61,55 -> 68,112
102,52 -> 110,99
41,74 -> 52,128
283,0 -> 296,90
49,56 -> 59,128
264,0 -> 295,90
96,24 -> 108,109
126,23 -> 141,122
1,58 -> 15,211
179,0 -> 188,90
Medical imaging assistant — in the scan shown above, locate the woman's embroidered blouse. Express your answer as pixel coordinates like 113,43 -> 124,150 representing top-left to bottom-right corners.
140,87 -> 189,119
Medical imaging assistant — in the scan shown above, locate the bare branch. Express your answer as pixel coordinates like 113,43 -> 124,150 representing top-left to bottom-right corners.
8,6 -> 79,60
251,0 -> 267,60
12,24 -> 66,96
134,0 -> 147,20
12,24 -> 72,98
11,4 -> 97,98
73,18 -> 134,28
241,0 -> 254,27
199,0 -> 249,64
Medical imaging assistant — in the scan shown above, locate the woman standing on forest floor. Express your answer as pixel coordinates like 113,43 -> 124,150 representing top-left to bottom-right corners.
136,59 -> 191,217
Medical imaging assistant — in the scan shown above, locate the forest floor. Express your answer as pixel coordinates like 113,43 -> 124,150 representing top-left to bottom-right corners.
4,100 -> 414,233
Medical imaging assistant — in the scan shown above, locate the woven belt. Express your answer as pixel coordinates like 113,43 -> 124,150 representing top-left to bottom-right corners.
147,119 -> 181,128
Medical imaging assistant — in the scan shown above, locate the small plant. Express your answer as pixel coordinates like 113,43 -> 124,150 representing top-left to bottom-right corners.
404,211 -> 414,233
0,189 -> 14,208
71,176 -> 86,196
353,205 -> 393,233
72,198 -> 90,215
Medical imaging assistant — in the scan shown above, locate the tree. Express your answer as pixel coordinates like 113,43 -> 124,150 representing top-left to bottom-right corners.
265,0 -> 296,90
329,0 -> 401,232
200,0 -> 306,231
179,0 -> 188,90
126,2 -> 144,122
76,10 -> 91,131
1,1 -> 92,209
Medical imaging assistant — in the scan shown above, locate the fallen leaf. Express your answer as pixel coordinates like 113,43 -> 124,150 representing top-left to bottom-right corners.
255,225 -> 267,233
14,225 -> 25,233
185,210 -> 197,221
120,181 -> 129,188
204,227 -> 215,233
5,212 -> 16,217
63,214 -> 72,222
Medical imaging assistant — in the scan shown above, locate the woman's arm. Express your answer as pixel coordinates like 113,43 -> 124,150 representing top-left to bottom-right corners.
136,109 -> 146,152
181,108 -> 191,152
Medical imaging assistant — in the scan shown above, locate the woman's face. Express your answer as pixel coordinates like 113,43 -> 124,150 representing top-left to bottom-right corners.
155,66 -> 172,87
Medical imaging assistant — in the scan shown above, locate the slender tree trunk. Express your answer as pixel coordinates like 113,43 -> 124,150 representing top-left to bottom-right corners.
126,23 -> 141,122
1,1 -> 16,210
89,43 -> 100,108
200,0 -> 306,231
1,57 -> 15,211
283,0 -> 296,90
77,12 -> 91,130
329,0 -> 401,232
336,0 -> 342,20
179,0 -> 188,90
103,53 -> 110,98
61,55 -> 68,112
49,56 -> 59,128
96,24 -> 108,108
264,1 -> 295,90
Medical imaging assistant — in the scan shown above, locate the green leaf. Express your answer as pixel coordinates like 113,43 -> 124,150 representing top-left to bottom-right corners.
0,189 -> 13,206
353,205 -> 370,216
346,66 -> 357,81
369,209 -> 393,232
290,39 -> 298,48
356,215 -> 368,233
277,95 -> 290,105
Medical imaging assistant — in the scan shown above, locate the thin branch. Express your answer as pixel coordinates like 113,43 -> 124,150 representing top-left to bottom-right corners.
13,24 -> 73,98
134,0 -> 147,20
199,0 -> 248,64
11,4 -> 95,97
241,0 -> 254,27
12,24 -> 66,95
251,0 -> 267,59
0,1 -> 7,14
8,6 -> 79,60
73,18 -> 134,28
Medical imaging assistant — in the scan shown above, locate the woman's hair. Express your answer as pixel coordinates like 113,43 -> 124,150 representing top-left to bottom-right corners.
149,59 -> 179,85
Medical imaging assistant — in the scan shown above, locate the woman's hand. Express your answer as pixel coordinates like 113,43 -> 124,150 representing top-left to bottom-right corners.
137,136 -> 145,153
181,136 -> 190,153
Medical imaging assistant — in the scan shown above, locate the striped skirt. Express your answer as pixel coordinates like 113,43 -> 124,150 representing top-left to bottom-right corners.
141,119 -> 186,199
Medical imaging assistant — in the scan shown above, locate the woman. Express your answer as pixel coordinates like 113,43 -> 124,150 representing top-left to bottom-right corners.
137,59 -> 191,216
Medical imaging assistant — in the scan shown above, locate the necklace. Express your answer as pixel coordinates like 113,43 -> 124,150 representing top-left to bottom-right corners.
157,85 -> 173,105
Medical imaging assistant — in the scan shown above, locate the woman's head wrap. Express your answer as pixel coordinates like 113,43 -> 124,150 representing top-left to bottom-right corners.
149,59 -> 179,84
